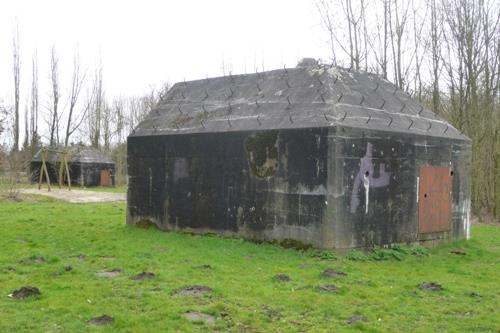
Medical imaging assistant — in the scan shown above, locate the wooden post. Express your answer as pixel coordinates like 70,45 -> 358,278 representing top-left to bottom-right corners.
58,153 -> 64,189
64,153 -> 71,191
38,151 -> 44,190
38,149 -> 51,191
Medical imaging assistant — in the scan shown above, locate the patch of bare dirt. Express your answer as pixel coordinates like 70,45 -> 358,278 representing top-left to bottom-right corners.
317,284 -> 338,293
183,312 -> 216,324
136,219 -> 157,229
273,274 -> 291,282
131,272 -> 155,280
321,268 -> 347,278
261,305 -> 282,320
96,268 -> 122,278
70,254 -> 86,260
347,315 -> 367,324
173,285 -> 213,296
0,194 -> 23,202
2,266 -> 16,273
8,286 -> 40,299
20,189 -> 125,203
419,282 -> 443,291
21,256 -> 46,264
88,315 -> 114,326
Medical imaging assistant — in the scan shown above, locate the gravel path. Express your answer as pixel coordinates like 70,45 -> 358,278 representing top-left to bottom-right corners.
21,188 -> 125,203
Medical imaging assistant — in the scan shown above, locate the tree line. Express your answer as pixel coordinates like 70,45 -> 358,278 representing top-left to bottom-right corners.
0,27 -> 168,185
1,0 -> 499,220
316,0 -> 499,221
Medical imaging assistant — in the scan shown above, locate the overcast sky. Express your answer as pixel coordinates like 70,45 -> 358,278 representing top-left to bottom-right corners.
0,0 -> 329,104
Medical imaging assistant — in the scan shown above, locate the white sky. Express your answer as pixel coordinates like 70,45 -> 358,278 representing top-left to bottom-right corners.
0,0 -> 330,104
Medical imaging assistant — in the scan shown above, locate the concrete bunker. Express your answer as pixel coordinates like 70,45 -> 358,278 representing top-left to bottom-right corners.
127,59 -> 471,249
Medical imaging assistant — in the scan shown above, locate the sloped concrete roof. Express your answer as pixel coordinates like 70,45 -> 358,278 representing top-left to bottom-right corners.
131,62 -> 468,140
32,146 -> 114,164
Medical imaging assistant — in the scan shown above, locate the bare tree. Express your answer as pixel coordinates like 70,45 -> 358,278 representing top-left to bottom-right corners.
0,101 -> 8,137
441,0 -> 500,219
12,23 -> 20,152
30,51 -> 39,150
113,97 -> 126,144
429,0 -> 442,112
316,0 -> 370,69
23,101 -> 29,150
382,0 -> 389,78
101,101 -> 113,151
345,0 -> 360,69
88,64 -> 103,148
48,45 -> 60,146
388,0 -> 411,89
64,52 -> 86,146
315,0 -> 338,64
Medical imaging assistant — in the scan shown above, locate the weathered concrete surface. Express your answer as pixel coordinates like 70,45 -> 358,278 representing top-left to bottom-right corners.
127,63 -> 472,249
127,128 -> 471,249
21,188 -> 125,203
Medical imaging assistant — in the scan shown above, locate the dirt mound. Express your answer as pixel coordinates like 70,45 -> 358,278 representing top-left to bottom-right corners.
71,254 -> 86,260
96,268 -> 122,278
317,284 -> 338,293
261,305 -> 282,320
8,286 -> 40,299
131,272 -> 155,280
22,256 -> 46,264
173,285 -> 213,296
347,315 -> 367,324
273,274 -> 291,282
136,219 -> 157,229
183,312 -> 215,324
419,282 -> 443,291
321,269 -> 347,278
88,315 -> 114,326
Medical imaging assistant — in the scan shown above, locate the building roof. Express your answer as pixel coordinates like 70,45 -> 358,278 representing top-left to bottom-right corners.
32,146 -> 114,164
130,60 -> 468,141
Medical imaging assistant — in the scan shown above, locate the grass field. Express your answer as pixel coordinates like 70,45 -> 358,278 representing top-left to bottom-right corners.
0,195 -> 498,332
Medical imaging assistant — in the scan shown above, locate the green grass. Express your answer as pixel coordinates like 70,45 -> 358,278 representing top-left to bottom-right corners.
0,177 -> 127,195
0,198 -> 499,332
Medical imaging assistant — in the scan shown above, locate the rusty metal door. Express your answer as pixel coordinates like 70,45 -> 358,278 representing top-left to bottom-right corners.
100,169 -> 111,186
418,166 -> 452,233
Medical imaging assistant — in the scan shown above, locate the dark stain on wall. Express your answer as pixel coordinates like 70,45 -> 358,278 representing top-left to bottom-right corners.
245,131 -> 278,178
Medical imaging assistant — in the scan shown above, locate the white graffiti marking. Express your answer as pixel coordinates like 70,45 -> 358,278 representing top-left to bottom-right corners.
350,143 -> 391,214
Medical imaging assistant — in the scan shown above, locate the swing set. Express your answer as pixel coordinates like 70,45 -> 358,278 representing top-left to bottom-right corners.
38,148 -> 72,191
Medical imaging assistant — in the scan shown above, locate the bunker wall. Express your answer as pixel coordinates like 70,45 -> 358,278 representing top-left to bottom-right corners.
328,127 -> 471,249
127,128 -> 329,247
